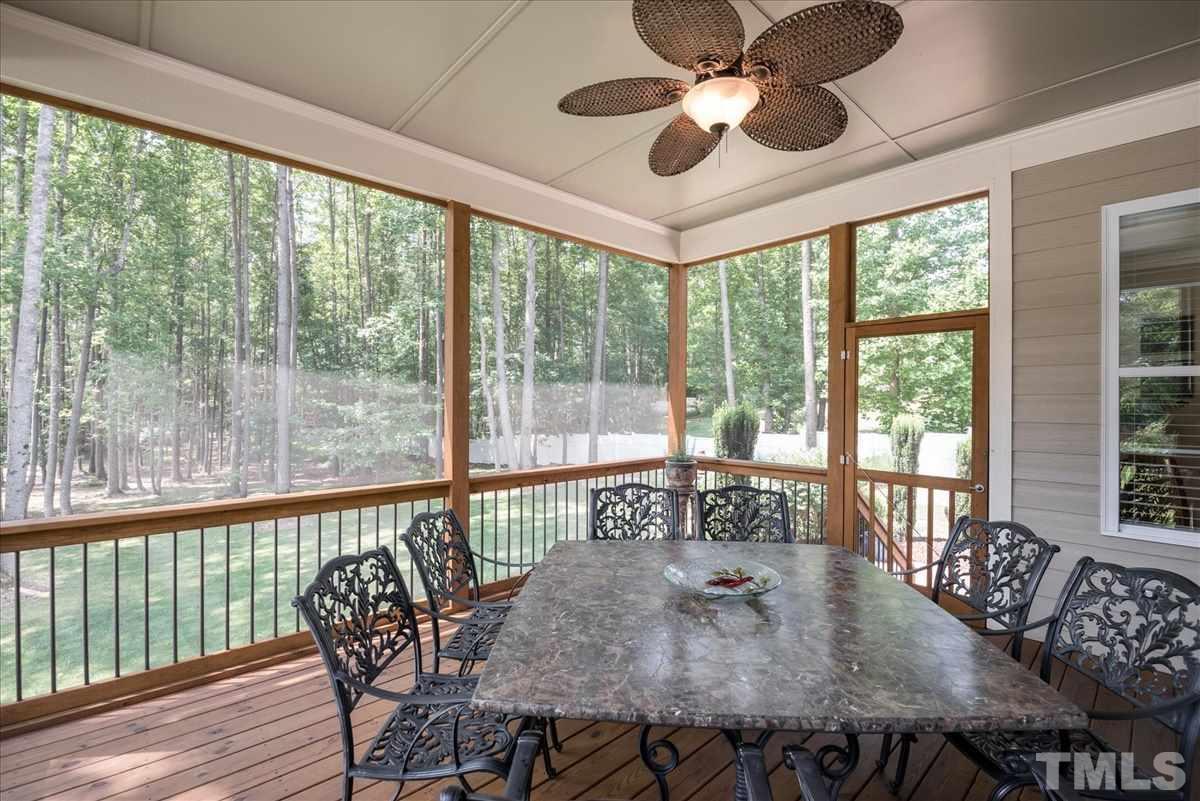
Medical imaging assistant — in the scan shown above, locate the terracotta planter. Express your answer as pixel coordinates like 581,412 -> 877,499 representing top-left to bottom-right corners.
664,459 -> 697,489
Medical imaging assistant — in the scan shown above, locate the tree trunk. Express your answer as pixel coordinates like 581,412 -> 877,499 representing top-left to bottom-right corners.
433,259 -> 445,477
26,306 -> 47,493
519,232 -> 537,468
490,227 -> 516,469
587,251 -> 609,462
273,163 -> 294,493
477,283 -> 500,470
717,259 -> 736,406
43,283 -> 63,516
105,367 -> 123,497
3,105 -> 54,521
800,240 -> 818,449
227,153 -> 250,497
755,252 -> 772,431
61,294 -> 96,515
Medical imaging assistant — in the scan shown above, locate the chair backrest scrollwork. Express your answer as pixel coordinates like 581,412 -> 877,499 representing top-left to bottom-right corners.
588,483 -> 680,541
697,484 -> 793,543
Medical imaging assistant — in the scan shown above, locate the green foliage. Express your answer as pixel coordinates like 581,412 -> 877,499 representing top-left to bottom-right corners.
889,413 -> 925,474
713,402 -> 759,460
955,437 -> 971,480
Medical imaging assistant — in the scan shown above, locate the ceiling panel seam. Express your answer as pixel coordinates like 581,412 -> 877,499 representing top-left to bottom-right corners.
649,140 -> 893,222
546,117 -> 681,186
390,0 -> 529,133
892,37 -> 1200,142
137,0 -> 153,49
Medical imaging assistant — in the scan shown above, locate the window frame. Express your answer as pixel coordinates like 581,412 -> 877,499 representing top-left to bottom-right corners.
1100,187 -> 1200,548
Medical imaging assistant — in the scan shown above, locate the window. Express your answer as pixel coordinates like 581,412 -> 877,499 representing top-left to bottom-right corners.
1101,188 -> 1200,546
0,96 -> 444,521
686,236 -> 830,466
854,195 -> 988,321
468,217 -> 668,473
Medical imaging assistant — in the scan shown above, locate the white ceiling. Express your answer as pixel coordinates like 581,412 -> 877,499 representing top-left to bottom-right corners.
6,0 -> 1199,231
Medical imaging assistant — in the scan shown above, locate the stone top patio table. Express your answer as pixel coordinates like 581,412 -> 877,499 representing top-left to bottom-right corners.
471,541 -> 1086,801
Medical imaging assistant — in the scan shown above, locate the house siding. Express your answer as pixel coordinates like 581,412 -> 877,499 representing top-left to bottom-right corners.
1010,126 -> 1200,622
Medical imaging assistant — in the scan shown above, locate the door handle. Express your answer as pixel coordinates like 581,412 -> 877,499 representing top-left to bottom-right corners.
971,483 -> 985,493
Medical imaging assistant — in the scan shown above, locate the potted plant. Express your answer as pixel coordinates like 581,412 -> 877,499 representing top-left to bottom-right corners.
664,443 -> 697,489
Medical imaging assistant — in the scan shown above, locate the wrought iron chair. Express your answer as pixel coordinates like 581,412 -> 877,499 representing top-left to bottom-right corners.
696,484 -> 793,543
880,516 -> 1060,789
293,547 -> 533,801
944,556 -> 1200,801
402,509 -> 527,677
402,510 -> 563,760
587,482 -> 680,540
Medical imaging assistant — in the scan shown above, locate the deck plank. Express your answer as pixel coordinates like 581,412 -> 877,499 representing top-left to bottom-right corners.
1,635 -> 1189,801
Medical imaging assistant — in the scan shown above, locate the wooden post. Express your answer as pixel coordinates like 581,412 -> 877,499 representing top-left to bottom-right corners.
827,223 -> 853,550
667,263 -> 688,454
444,201 -> 471,535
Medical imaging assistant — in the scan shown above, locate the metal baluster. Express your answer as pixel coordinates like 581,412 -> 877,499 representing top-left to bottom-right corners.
250,521 -> 256,644
200,529 -> 205,656
143,535 -> 150,671
356,508 -> 362,554
317,513 -> 323,566
507,488 -> 512,580
50,547 -> 56,693
172,532 -> 178,664
295,516 -> 302,632
338,511 -> 343,556
224,526 -> 231,652
14,551 -> 21,700
83,543 -> 90,684
926,488 -> 935,588
492,491 -> 499,582
273,519 -> 279,640
114,540 -> 120,677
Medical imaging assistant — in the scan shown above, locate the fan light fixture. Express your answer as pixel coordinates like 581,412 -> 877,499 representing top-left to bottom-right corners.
681,76 -> 760,136
556,0 -> 904,176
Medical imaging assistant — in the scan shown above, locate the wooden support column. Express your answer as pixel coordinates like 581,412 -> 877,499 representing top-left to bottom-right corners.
667,263 -> 688,454
444,201 -> 471,533
827,223 -> 853,549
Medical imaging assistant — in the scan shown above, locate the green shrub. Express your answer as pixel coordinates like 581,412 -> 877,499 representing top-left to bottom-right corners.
955,437 -> 971,479
889,413 -> 925,474
713,402 -> 760,460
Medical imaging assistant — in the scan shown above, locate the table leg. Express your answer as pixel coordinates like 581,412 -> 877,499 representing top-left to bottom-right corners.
782,735 -> 860,801
639,725 -> 680,801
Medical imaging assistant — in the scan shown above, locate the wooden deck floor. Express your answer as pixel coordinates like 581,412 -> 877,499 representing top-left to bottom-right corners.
0,633 -> 1190,801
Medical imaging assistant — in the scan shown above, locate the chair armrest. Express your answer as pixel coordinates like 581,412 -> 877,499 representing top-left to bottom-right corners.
1025,754 -> 1085,801
475,553 -> 539,570
969,613 -> 1058,638
955,599 -> 1032,622
437,728 -> 543,801
888,560 -> 942,577
414,601 -> 511,626
335,672 -> 473,706
1088,693 -> 1200,721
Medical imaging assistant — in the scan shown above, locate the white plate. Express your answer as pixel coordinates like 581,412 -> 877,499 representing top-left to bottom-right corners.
663,558 -> 782,599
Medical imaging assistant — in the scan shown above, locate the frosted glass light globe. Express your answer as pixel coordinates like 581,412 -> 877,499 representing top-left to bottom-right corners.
681,77 -> 760,134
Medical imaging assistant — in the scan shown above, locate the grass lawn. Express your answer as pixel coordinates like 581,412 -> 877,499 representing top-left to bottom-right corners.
0,466 -> 827,704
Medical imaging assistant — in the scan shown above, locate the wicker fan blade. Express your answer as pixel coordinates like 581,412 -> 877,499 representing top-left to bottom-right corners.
649,114 -> 720,176
745,0 -> 903,86
741,85 -> 848,151
558,78 -> 692,116
632,0 -> 744,73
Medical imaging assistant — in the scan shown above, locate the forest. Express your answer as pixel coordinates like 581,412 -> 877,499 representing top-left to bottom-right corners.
1,94 -> 988,523
0,96 -> 676,521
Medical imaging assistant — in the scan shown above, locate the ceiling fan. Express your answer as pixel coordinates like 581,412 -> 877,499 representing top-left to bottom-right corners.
557,0 -> 903,176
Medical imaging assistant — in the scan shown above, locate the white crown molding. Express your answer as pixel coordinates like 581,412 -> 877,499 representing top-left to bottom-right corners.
0,3 -> 679,262
679,80 -> 1200,263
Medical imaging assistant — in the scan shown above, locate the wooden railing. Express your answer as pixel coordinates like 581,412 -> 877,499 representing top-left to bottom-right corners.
0,454 -> 860,733
852,468 -> 973,586
0,478 -> 451,731
0,457 -> 665,732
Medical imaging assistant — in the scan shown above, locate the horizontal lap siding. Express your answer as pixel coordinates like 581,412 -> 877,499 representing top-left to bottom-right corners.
1011,127 -> 1200,626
